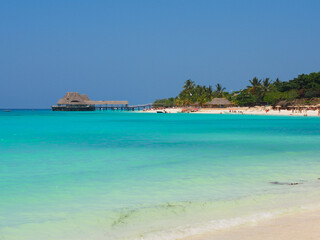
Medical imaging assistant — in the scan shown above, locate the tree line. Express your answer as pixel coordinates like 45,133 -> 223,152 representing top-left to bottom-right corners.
153,71 -> 320,107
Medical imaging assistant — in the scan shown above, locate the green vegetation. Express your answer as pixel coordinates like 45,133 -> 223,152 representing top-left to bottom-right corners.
153,98 -> 175,107
153,71 -> 320,107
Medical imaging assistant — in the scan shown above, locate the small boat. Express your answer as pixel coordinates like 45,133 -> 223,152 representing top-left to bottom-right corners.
2,110 -> 11,112
157,110 -> 166,113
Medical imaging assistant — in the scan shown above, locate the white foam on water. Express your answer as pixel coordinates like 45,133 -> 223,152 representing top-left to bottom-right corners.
134,211 -> 276,240
134,202 -> 320,240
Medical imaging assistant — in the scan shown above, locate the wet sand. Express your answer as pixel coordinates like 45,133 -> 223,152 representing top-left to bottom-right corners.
184,209 -> 320,240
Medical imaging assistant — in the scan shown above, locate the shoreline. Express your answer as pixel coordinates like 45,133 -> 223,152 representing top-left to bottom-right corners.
140,107 -> 320,117
184,208 -> 320,240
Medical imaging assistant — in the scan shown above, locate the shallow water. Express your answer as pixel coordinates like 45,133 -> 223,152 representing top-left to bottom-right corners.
1,110 -> 320,239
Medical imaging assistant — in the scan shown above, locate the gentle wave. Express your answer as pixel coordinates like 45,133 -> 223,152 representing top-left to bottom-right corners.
137,211 -> 278,240
135,203 -> 320,240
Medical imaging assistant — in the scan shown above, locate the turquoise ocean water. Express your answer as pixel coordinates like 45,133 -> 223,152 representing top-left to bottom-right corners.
1,110 -> 320,240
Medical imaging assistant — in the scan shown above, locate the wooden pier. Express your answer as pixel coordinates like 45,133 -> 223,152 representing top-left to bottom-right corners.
95,103 -> 153,111
52,92 -> 153,112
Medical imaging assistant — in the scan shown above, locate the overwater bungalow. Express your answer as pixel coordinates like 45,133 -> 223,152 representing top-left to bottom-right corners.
52,92 -> 129,111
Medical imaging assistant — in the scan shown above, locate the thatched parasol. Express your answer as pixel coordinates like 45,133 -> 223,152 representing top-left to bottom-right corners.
276,100 -> 288,108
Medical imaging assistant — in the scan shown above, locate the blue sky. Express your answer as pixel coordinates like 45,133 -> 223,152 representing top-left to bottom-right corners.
0,0 -> 320,108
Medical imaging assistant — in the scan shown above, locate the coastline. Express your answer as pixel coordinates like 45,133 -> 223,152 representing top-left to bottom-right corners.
184,208 -> 320,240
140,107 -> 320,117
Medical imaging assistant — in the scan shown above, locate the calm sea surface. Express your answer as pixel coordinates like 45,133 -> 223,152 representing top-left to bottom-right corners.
1,110 -> 320,240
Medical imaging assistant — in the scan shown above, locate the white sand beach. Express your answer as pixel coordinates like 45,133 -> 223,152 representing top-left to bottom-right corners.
141,107 -> 320,117
184,208 -> 320,240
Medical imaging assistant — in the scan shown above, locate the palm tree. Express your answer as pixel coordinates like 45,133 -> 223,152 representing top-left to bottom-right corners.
178,79 -> 196,106
262,78 -> 272,90
247,77 -> 261,95
174,98 -> 183,107
261,78 -> 273,101
207,85 -> 213,97
183,79 -> 195,91
215,83 -> 226,97
273,78 -> 281,91
198,94 -> 208,107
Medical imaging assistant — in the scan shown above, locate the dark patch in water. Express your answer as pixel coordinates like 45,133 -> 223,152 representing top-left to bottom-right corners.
111,201 -> 193,227
112,209 -> 137,227
270,181 -> 302,185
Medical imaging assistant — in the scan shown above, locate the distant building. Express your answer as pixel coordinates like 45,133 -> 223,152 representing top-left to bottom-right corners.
52,92 -> 129,111
205,98 -> 233,108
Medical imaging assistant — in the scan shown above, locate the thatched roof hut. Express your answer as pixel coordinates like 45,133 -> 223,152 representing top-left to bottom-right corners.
56,92 -> 129,106
205,98 -> 232,107
276,100 -> 288,107
57,92 -> 91,105
81,94 -> 91,101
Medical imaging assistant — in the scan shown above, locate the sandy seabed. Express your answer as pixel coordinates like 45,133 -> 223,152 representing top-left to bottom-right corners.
139,107 -> 320,240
